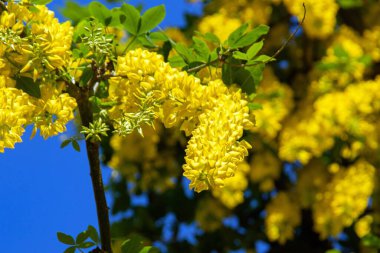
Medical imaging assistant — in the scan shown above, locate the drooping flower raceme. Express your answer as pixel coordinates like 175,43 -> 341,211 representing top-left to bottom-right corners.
0,2 -> 77,152
313,160 -> 375,238
108,49 -> 254,192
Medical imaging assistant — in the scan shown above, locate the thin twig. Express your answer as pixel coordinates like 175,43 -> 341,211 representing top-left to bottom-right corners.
269,2 -> 306,61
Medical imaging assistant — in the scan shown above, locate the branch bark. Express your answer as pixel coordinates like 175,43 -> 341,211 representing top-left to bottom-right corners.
75,85 -> 113,253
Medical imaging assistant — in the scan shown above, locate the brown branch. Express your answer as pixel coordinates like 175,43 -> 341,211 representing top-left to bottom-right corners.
71,82 -> 113,253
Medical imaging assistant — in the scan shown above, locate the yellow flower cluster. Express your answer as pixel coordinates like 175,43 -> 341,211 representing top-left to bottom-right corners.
310,27 -> 368,96
252,68 -> 293,139
108,49 -> 254,192
0,2 -> 76,152
198,12 -> 242,42
0,79 -> 77,152
211,162 -> 250,209
204,0 -> 273,26
355,215 -> 373,238
1,2 -> 72,80
32,84 -> 77,139
313,160 -> 375,238
363,26 -> 380,62
265,192 -> 301,244
284,0 -> 338,39
0,78 -> 34,152
280,77 -> 380,164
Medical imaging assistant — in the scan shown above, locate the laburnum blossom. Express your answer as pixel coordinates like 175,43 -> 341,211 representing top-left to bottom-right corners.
108,49 -> 255,192
0,2 -> 76,152
313,160 -> 375,238
0,78 -> 34,152
211,162 -> 250,209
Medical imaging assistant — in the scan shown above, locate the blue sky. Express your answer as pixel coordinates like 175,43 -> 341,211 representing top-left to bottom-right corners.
0,1 -> 202,252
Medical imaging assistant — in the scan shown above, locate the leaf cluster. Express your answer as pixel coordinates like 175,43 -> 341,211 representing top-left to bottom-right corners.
57,225 -> 100,253
169,23 -> 273,94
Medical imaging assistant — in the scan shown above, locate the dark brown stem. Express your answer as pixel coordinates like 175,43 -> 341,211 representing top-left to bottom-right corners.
74,84 -> 113,253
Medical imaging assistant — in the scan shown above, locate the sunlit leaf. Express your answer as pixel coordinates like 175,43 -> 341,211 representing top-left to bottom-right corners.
139,5 -> 165,34
120,3 -> 141,35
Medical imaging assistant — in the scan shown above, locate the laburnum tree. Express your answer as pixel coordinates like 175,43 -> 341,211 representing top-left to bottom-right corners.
1,0 -> 380,252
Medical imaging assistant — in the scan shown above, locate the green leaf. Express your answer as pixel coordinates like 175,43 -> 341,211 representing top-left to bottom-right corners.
108,9 -> 125,28
28,5 -> 40,13
138,34 -> 157,48
244,63 -> 265,93
15,76 -> 41,98
362,234 -> 380,248
139,246 -> 160,253
73,19 -> 91,43
333,46 -> 349,58
195,31 -> 220,45
120,3 -> 141,35
79,241 -> 96,248
247,41 -> 264,59
88,2 -> 112,25
222,56 -> 234,85
248,102 -> 263,110
192,37 -> 210,62
72,140 -> 81,152
64,246 -> 76,253
325,250 -> 341,253
169,55 -> 187,68
149,31 -> 169,42
60,139 -> 72,149
87,225 -> 100,244
337,0 -> 362,8
232,51 -> 248,61
251,55 -> 274,63
227,23 -> 249,48
121,238 -> 144,253
358,54 -> 372,66
174,43 -> 193,62
139,5 -> 165,34
235,68 -> 256,94
73,44 -> 90,58
248,25 -> 270,43
31,0 -> 52,4
57,232 -> 75,245
210,49 -> 218,62
76,231 -> 88,244
204,32 -> 220,45
60,2 -> 90,25
79,68 -> 94,87
229,25 -> 269,49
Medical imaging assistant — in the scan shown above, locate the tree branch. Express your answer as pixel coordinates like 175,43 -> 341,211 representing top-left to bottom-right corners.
75,84 -> 113,253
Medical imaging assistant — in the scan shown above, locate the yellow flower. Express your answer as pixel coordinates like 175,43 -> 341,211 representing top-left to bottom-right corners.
212,162 -> 250,209
265,192 -> 301,244
0,81 -> 35,152
33,92 -> 77,139
109,49 -> 255,192
313,160 -> 375,238
355,215 -> 373,238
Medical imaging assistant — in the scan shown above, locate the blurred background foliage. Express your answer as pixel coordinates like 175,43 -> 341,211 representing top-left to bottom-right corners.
62,0 -> 380,252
